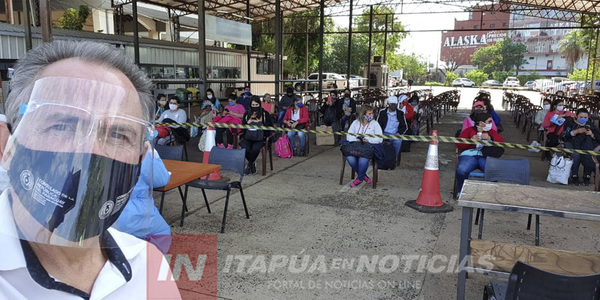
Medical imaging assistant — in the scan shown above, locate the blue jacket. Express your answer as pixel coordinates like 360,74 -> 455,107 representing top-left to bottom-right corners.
114,150 -> 171,251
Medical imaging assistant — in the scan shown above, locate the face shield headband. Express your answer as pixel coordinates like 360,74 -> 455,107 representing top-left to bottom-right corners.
2,77 -> 153,247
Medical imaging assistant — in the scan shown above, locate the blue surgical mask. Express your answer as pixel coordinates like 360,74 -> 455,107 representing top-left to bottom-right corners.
296,102 -> 304,108
364,115 -> 373,122
578,117 -> 588,124
410,102 -> 417,106
229,101 -> 235,106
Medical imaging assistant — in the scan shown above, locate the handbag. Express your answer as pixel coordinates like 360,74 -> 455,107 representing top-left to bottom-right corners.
340,140 -> 375,159
244,121 -> 264,142
546,154 -> 573,185
481,146 -> 504,158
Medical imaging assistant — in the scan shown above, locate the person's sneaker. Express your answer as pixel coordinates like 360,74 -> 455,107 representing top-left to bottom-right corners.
349,179 -> 362,187
293,149 -> 298,156
227,144 -> 234,149
244,165 -> 251,175
300,149 -> 306,157
583,175 -> 591,186
250,163 -> 257,174
570,175 -> 580,186
364,176 -> 372,184
217,143 -> 225,148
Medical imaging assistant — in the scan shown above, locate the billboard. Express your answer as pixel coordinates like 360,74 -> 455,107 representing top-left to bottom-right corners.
440,30 -> 507,65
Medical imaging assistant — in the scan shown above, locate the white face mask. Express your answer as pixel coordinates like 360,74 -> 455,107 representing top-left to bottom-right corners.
169,104 -> 178,111
543,104 -> 550,110
556,105 -> 564,112
207,95 -> 213,99
483,123 -> 493,131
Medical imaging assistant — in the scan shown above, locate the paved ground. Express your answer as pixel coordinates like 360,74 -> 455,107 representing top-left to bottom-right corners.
156,87 -> 600,300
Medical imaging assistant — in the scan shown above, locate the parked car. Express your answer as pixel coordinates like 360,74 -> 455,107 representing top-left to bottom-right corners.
482,80 -> 502,87
524,81 -> 535,90
294,72 -> 346,92
452,78 -> 476,87
503,77 -> 520,87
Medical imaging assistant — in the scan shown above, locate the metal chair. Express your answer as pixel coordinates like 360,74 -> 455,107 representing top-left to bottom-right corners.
183,148 -> 249,232
154,144 -> 184,161
339,155 -> 378,189
483,261 -> 600,300
477,157 -> 535,243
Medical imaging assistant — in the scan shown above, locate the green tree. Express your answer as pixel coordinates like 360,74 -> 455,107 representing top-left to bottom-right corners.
559,30 -> 585,73
471,38 -> 526,74
58,5 -> 90,30
568,68 -> 591,81
395,53 -> 426,82
445,71 -> 459,86
465,69 -> 488,86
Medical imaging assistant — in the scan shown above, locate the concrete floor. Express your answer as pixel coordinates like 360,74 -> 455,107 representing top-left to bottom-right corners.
156,87 -> 600,300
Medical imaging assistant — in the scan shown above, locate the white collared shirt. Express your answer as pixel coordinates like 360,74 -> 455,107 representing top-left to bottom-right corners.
0,190 -> 181,300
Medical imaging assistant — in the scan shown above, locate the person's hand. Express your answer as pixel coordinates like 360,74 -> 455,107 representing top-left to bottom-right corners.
291,121 -> 297,129
0,122 -> 9,159
585,128 -> 594,137
471,134 -> 481,140
481,133 -> 491,140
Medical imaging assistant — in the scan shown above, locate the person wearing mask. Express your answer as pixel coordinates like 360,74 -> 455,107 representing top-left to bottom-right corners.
283,98 -> 309,156
155,93 -> 167,120
541,99 -> 575,160
534,99 -> 552,130
455,113 -> 504,196
461,101 -> 498,133
214,94 -> 245,149
346,105 -> 383,187
278,87 -> 298,126
319,96 -> 340,143
197,88 -> 221,127
157,95 -> 187,124
377,96 -> 408,158
237,86 -> 252,111
336,88 -> 356,132
0,40 -> 180,299
408,95 -> 421,135
261,93 -> 276,116
560,108 -> 600,186
240,97 -> 273,175
398,94 -> 415,125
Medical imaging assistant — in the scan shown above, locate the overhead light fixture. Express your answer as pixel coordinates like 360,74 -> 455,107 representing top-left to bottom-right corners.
216,10 -> 228,14
243,16 -> 254,21
232,13 -> 243,18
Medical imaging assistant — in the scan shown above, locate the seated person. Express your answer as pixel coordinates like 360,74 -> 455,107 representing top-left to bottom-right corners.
541,99 -> 575,159
240,97 -> 273,175
346,105 -> 383,188
481,96 -> 502,131
214,94 -> 245,149
398,94 -> 414,124
336,89 -> 356,132
461,101 -> 498,133
560,108 -> 600,186
455,113 -> 504,196
408,94 -> 421,135
278,87 -> 299,126
319,96 -> 340,141
197,88 -> 221,128
114,147 -> 172,253
283,97 -> 309,156
377,96 -> 408,158
261,93 -> 276,117
155,93 -> 167,120
156,95 -> 188,145
534,99 -> 551,131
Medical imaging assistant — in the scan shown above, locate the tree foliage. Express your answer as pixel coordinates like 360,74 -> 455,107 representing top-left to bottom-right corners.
559,30 -> 585,73
58,5 -> 90,30
395,53 -> 426,82
471,38 -> 526,74
465,69 -> 488,86
445,71 -> 459,86
568,68 -> 591,81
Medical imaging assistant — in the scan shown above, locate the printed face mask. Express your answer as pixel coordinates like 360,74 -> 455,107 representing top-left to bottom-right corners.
8,142 -> 141,243
364,115 -> 373,122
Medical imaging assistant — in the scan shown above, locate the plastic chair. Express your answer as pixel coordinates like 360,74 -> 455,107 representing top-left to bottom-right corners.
183,148 -> 249,232
154,144 -> 184,161
477,157 -> 535,243
339,155 -> 378,189
483,261 -> 600,300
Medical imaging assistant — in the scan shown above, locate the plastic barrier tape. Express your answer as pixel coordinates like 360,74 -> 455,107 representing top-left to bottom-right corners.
156,122 -> 600,156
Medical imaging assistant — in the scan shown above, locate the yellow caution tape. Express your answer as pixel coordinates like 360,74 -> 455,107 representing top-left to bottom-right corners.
156,122 -> 600,156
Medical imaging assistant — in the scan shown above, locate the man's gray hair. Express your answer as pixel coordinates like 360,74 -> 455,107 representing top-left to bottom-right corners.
6,40 -> 153,126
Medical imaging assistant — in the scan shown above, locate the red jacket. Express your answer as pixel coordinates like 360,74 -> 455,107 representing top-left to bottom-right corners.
283,106 -> 309,125
401,102 -> 415,121
457,127 -> 504,153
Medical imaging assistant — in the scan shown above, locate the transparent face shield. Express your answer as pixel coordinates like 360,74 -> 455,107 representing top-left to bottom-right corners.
0,77 -> 154,248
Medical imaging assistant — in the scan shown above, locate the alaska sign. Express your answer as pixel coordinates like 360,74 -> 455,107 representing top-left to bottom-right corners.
440,30 -> 508,65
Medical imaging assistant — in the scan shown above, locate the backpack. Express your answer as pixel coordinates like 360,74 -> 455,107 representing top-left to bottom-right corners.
378,142 -> 397,170
275,135 -> 293,158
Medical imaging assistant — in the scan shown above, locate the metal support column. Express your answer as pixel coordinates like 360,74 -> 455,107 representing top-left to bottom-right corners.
318,0 -> 324,99
367,5 -> 373,87
22,0 -> 32,50
173,15 -> 180,42
132,0 -> 140,65
305,18 -> 309,79
591,29 -> 600,95
197,0 -> 206,96
246,0 -> 252,90
6,0 -> 14,24
275,0 -> 281,99
346,0 -> 353,88
383,14 -> 388,64
39,0 -> 52,42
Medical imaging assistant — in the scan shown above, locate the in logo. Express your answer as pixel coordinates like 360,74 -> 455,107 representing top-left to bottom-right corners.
20,170 -> 34,190
98,200 -> 114,219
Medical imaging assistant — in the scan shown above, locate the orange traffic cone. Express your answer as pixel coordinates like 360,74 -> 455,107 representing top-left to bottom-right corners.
405,130 -> 453,213
203,126 -> 222,180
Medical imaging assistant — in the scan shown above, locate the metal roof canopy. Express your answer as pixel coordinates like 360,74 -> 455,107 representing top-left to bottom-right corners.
111,0 -> 345,21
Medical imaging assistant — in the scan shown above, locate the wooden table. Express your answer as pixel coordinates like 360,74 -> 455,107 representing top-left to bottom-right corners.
456,180 -> 600,300
154,160 -> 221,219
